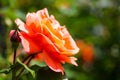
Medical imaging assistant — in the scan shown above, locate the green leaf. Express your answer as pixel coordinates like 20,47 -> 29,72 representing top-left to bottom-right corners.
0,65 -> 14,74
17,58 -> 35,79
0,68 -> 11,74
30,65 -> 68,80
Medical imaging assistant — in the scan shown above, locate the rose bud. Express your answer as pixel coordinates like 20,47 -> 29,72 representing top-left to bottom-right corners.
10,30 -> 21,43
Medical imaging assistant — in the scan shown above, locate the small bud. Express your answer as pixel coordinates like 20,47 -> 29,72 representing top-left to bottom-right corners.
10,30 -> 21,42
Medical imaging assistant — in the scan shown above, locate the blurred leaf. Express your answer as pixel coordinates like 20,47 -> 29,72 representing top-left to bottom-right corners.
0,64 -> 14,74
30,65 -> 68,80
0,68 -> 11,74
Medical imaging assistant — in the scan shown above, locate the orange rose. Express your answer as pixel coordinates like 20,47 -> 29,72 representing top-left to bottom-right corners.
14,8 -> 79,74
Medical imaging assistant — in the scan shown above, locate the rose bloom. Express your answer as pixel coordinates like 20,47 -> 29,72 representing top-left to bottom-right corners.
14,8 -> 79,74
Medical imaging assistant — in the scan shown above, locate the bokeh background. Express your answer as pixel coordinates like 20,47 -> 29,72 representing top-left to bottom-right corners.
0,0 -> 120,80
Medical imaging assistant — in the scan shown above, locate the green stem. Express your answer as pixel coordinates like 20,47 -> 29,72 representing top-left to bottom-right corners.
12,49 -> 17,80
16,55 -> 34,80
22,55 -> 32,63
13,49 -> 17,64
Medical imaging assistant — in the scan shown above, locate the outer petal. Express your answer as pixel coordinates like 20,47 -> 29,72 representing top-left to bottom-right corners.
61,27 -> 79,55
19,32 -> 42,54
36,8 -> 49,19
26,13 -> 42,34
60,55 -> 78,66
15,19 -> 28,33
42,50 -> 64,74
49,15 -> 60,29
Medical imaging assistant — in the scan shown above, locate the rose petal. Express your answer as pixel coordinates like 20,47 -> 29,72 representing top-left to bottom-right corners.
37,8 -> 49,19
19,32 -> 42,54
62,27 -> 79,54
42,50 -> 64,74
15,19 -> 28,33
26,13 -> 42,34
42,23 -> 64,46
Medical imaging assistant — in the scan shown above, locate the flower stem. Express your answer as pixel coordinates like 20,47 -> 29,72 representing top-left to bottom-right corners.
22,55 -> 32,63
12,49 -> 17,80
16,55 -> 34,80
13,49 -> 17,64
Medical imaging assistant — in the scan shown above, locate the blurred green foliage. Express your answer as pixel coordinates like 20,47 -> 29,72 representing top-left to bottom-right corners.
0,0 -> 120,80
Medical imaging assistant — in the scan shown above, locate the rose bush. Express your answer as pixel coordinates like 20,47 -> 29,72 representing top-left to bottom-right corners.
14,8 -> 79,74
